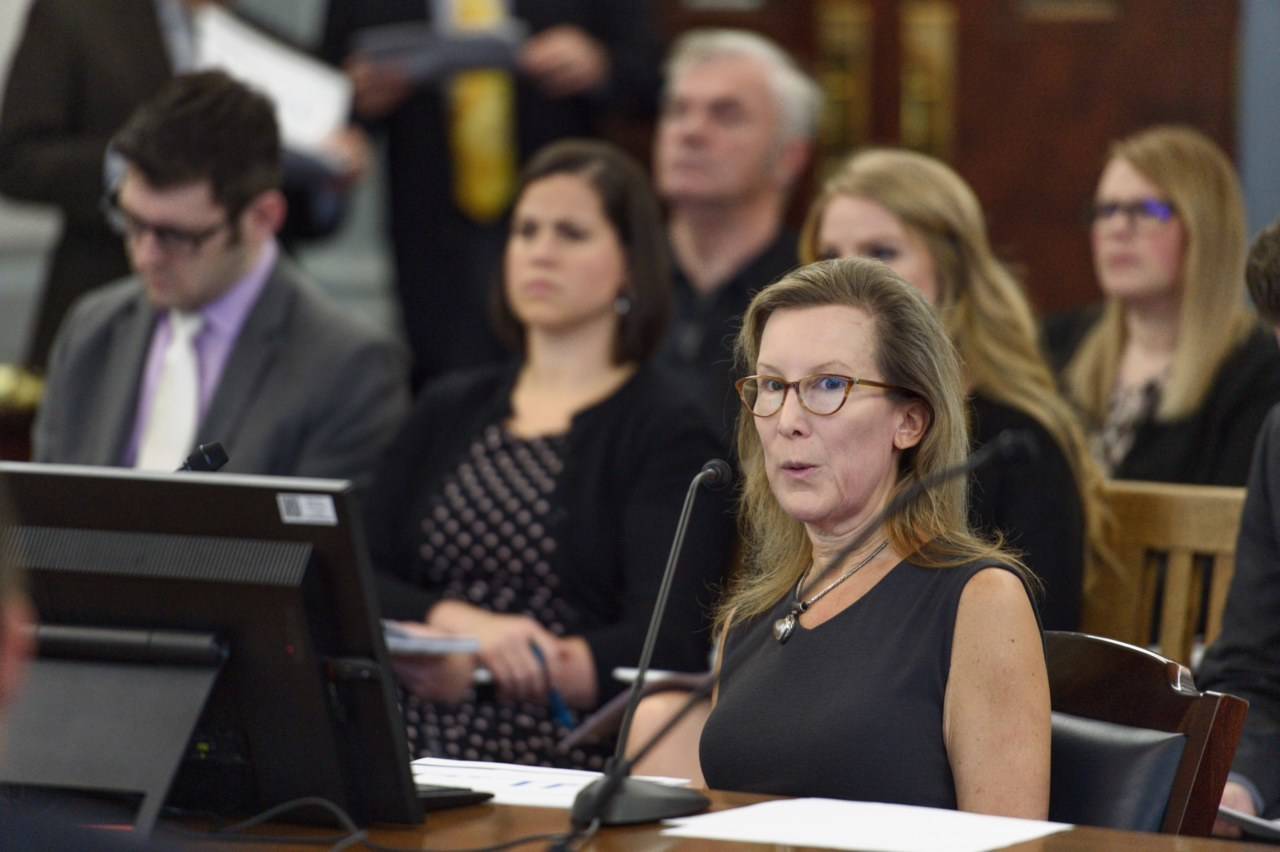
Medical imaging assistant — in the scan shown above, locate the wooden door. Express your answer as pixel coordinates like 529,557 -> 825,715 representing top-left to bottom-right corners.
656,0 -> 1239,314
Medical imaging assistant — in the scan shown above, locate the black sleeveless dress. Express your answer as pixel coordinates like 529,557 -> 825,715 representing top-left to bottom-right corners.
700,560 -> 1033,808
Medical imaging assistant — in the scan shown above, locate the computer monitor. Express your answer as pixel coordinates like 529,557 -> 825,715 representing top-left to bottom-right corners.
0,462 -> 422,834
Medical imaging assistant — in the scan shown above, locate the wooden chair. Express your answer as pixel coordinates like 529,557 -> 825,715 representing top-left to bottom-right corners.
1082,480 -> 1245,665
1046,631 -> 1247,835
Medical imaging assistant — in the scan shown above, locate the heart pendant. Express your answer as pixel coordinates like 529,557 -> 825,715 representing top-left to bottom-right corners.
773,611 -> 797,644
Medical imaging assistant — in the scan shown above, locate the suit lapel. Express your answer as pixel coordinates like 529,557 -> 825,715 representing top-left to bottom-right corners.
198,259 -> 295,450
89,290 -> 158,465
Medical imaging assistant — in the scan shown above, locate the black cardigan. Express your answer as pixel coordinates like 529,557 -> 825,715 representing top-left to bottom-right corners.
969,394 -> 1084,630
363,363 -> 735,699
1051,316 -> 1280,486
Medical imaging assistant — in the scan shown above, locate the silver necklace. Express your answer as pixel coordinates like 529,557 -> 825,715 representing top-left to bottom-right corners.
773,540 -> 890,644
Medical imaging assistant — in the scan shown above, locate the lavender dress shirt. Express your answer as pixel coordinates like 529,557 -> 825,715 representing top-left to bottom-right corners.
122,240 -> 278,466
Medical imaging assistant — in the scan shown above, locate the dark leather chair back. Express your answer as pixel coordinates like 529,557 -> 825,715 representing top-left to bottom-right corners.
1049,712 -> 1185,830
1046,631 -> 1248,835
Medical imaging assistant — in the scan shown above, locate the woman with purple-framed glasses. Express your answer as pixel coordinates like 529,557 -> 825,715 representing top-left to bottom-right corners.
1055,125 -> 1280,486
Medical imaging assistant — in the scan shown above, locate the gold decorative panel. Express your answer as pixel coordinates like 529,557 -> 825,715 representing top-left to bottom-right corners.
815,0 -> 874,176
900,0 -> 956,159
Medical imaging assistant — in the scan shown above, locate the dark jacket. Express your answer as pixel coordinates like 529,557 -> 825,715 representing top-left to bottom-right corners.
969,394 -> 1083,630
1197,404 -> 1280,817
1049,312 -> 1280,486
364,363 -> 735,698
0,0 -> 168,368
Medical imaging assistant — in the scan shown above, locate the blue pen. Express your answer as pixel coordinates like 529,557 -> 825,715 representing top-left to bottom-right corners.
530,643 -> 576,729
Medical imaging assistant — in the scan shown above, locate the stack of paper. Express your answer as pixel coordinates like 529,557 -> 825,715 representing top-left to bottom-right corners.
410,758 -> 686,810
662,799 -> 1072,852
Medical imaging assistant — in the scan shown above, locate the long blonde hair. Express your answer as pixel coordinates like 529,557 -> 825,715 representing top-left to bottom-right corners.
798,148 -> 1108,584
718,258 -> 1028,633
1065,125 -> 1253,423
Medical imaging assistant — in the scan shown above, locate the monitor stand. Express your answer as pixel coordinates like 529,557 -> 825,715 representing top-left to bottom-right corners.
0,625 -> 225,836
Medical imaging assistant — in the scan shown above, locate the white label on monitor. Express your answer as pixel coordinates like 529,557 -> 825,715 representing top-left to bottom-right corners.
276,493 -> 338,525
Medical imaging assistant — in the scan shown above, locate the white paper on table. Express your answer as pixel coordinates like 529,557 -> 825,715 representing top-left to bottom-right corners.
662,798 -> 1072,852
193,6 -> 352,158
411,757 -> 687,809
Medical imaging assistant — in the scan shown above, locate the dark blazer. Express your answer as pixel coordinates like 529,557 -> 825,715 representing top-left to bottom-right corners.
31,257 -> 409,485
0,0 -> 171,369
1050,315 -> 1280,486
1197,405 -> 1280,818
364,363 -> 735,699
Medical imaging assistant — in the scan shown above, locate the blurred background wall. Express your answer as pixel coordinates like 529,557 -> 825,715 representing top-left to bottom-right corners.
1,0 -> 1277,362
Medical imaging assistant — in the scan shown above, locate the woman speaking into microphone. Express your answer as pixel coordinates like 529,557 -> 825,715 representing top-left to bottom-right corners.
696,258 -> 1048,816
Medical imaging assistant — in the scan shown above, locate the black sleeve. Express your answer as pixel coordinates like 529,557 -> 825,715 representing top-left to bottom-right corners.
969,423 -> 1084,632
578,409 -> 735,699
1197,405 -> 1280,815
361,379 -> 462,621
317,0 -> 364,67
0,1 -> 107,215
584,0 -> 662,117
1205,335 -> 1280,487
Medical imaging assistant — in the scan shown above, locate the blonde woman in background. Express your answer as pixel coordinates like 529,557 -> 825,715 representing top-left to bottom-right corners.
1051,125 -> 1280,485
799,148 -> 1100,630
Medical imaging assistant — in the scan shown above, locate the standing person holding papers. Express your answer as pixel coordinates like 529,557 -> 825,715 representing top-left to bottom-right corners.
320,0 -> 662,385
363,139 -> 734,769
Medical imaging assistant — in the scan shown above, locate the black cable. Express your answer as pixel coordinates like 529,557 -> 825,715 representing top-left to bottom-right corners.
167,794 -> 599,852
164,796 -> 366,849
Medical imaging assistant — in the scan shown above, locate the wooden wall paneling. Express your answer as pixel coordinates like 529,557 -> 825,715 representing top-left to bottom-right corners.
951,0 -> 1239,316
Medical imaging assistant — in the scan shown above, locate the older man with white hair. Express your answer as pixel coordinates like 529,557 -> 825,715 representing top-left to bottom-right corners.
654,29 -> 822,438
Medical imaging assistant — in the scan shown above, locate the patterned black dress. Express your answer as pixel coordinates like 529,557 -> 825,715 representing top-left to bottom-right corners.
402,423 -> 611,769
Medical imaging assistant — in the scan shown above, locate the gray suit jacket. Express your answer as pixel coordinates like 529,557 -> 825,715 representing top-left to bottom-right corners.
32,258 -> 409,485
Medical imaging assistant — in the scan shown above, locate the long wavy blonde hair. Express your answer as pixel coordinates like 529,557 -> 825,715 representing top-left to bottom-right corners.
717,258 -> 1029,632
798,148 -> 1109,582
1065,125 -> 1253,423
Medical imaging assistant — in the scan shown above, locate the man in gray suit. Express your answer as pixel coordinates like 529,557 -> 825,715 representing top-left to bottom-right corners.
32,70 -> 408,483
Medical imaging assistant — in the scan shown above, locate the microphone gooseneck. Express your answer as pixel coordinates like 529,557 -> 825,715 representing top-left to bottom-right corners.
568,459 -> 731,829
814,427 -> 1038,594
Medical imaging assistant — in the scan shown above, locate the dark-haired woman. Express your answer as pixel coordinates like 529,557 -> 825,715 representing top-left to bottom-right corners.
363,139 -> 734,769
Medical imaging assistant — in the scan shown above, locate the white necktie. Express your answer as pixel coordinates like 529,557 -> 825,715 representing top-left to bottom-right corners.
136,312 -> 203,471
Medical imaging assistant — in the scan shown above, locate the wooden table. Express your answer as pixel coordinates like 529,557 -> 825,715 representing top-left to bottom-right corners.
173,790 -> 1275,851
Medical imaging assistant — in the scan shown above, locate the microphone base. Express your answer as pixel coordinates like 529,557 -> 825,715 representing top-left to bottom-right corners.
570,776 -> 710,828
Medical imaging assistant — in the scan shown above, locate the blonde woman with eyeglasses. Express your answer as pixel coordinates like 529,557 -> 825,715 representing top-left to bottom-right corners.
693,258 -> 1049,816
1053,125 -> 1280,485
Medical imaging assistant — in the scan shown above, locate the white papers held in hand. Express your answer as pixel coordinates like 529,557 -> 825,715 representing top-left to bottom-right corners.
193,5 -> 353,160
382,619 -> 480,656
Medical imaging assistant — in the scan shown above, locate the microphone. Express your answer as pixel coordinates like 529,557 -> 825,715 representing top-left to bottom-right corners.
566,676 -> 716,837
178,442 -> 229,472
568,458 -> 732,829
698,458 -> 733,491
815,427 -> 1038,593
